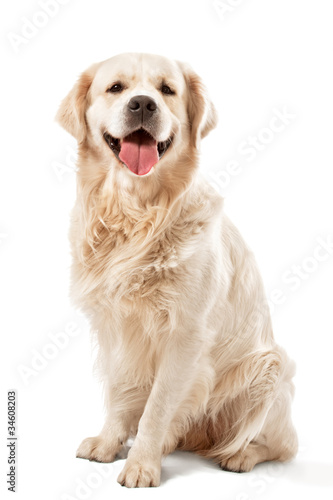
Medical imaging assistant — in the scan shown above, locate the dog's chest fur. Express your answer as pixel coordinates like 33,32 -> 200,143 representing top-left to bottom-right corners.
71,194 -> 210,312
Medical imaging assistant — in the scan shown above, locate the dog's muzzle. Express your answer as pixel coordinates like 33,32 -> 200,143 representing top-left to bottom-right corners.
103,95 -> 173,176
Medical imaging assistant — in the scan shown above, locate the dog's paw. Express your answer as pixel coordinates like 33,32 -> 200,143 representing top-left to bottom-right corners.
76,436 -> 121,463
117,459 -> 161,488
220,449 -> 256,473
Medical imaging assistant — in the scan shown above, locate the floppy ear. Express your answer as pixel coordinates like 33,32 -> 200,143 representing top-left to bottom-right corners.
55,63 -> 99,143
179,62 -> 218,148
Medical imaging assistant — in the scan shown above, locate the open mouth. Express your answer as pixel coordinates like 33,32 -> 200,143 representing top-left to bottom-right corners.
103,129 -> 173,176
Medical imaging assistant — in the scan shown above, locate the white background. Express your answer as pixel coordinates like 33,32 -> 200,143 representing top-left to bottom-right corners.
1,0 -> 333,499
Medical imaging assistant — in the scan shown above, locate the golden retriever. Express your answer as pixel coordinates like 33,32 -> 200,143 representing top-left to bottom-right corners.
56,53 -> 297,488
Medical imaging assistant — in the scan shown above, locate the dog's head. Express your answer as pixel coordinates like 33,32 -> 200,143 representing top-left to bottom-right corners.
56,53 -> 217,181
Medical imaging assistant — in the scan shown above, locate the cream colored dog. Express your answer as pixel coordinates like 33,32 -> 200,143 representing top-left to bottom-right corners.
56,53 -> 297,488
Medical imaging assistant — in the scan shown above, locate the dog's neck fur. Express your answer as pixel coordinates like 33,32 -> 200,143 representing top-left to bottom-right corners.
76,144 -> 201,241
70,146 -> 223,305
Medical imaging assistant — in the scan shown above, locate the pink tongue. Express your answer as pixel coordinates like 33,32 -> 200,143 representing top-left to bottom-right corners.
119,131 -> 158,176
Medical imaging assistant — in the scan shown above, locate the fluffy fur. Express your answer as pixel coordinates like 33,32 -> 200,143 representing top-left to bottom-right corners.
56,53 -> 297,488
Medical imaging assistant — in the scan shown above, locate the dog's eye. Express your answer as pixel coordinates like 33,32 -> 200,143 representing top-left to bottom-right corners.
161,84 -> 175,96
107,83 -> 123,93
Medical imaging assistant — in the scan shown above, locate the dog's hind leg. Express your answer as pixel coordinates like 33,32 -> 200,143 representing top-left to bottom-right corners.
215,347 -> 298,472
191,347 -> 298,472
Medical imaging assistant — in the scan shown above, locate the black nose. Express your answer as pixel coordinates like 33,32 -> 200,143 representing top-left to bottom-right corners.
128,95 -> 157,119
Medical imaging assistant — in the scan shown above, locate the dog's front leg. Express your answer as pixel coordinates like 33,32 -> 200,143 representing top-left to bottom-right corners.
117,327 -> 204,488
76,381 -> 137,463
